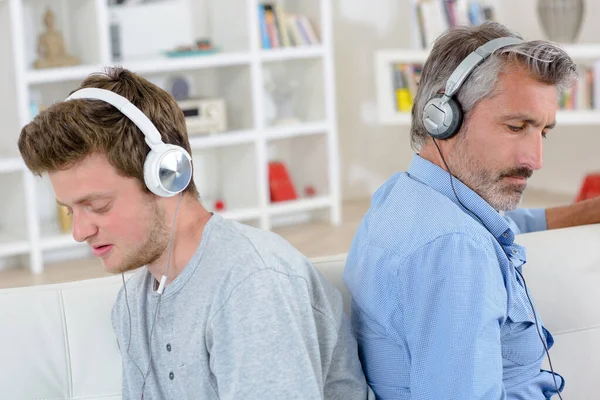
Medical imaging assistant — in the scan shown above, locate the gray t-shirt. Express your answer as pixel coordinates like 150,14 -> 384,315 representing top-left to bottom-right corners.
112,213 -> 372,399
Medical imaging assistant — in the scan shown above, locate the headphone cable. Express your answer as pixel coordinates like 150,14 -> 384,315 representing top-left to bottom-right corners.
432,138 -> 564,399
121,192 -> 183,400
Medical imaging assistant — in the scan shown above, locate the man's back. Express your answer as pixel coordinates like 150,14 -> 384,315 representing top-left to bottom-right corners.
112,213 -> 371,399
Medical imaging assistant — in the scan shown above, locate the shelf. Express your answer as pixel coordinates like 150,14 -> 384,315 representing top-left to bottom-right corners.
378,110 -> 600,126
219,207 -> 262,221
0,157 -> 24,174
27,64 -> 104,85
268,196 -> 332,216
120,51 -> 252,75
192,143 -> 259,214
377,111 -> 412,125
376,49 -> 429,64
374,45 -> 600,127
188,130 -> 257,150
265,121 -> 329,140
26,52 -> 253,85
559,43 -> 600,60
40,233 -> 85,251
260,45 -> 324,62
555,110 -> 600,125
0,240 -> 29,258
39,221 -> 83,251
376,43 -> 600,65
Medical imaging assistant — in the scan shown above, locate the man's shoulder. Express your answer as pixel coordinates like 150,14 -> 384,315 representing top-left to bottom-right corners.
359,172 -> 488,255
208,216 -> 314,277
206,217 -> 343,317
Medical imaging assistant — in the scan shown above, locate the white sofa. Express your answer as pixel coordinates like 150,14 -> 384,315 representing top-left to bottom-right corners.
1,224 -> 600,399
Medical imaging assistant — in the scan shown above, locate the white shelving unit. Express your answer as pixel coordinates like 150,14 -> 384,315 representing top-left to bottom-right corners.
374,0 -> 600,126
375,44 -> 600,126
377,0 -> 600,127
0,0 -> 341,274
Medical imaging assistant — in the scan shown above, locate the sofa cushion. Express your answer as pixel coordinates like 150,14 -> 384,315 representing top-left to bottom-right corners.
515,224 -> 600,399
0,275 -> 123,400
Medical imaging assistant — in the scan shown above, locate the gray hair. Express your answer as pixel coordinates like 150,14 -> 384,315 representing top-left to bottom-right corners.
410,21 -> 578,150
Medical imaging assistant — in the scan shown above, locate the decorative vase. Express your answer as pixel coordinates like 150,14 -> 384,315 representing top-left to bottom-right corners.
537,0 -> 585,43
264,67 -> 300,126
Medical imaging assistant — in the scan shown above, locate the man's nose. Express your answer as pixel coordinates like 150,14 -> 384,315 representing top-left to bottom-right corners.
71,211 -> 97,243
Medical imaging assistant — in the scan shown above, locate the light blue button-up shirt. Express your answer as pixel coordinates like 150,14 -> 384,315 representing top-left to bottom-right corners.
344,154 -> 564,399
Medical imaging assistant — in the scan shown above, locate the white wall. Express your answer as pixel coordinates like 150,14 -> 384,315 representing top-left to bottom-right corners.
333,0 -> 414,200
333,0 -> 600,201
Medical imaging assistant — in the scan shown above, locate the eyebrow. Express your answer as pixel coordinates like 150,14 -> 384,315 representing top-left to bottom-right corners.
56,193 -> 113,207
499,113 -> 556,129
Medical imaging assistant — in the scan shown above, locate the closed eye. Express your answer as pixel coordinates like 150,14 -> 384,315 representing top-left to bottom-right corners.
94,205 -> 111,214
507,125 -> 523,132
85,203 -> 111,214
508,124 -> 548,139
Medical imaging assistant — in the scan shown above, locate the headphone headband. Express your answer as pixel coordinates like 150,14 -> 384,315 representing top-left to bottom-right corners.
66,88 -> 167,152
423,36 -> 524,140
64,87 -> 192,197
444,37 -> 523,98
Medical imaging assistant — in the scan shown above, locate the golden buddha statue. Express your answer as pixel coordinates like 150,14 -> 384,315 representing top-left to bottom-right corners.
34,8 -> 80,69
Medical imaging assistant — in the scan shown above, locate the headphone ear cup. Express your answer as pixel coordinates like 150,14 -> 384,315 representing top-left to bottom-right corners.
144,144 -> 193,197
444,97 -> 463,140
423,94 -> 463,140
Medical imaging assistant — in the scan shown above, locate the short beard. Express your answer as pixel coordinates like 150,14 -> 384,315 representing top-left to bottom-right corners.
112,197 -> 169,274
447,131 -> 532,211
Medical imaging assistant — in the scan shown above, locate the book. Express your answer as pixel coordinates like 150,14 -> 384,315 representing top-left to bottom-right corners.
393,64 -> 412,112
258,5 -> 270,49
269,161 -> 298,202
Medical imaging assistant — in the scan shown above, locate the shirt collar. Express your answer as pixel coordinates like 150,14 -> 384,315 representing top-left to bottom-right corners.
407,154 -> 514,244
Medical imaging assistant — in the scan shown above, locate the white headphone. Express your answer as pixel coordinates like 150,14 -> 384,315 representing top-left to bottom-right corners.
65,87 -> 193,198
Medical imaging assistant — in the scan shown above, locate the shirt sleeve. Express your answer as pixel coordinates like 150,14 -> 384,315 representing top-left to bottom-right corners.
503,208 -> 547,234
401,233 -> 507,400
207,269 -> 343,399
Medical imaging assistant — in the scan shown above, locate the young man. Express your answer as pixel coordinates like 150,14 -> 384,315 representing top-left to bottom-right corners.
344,22 -> 600,399
18,67 -> 372,399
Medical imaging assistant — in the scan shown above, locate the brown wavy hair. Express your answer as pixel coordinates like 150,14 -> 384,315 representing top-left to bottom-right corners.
18,66 -> 199,198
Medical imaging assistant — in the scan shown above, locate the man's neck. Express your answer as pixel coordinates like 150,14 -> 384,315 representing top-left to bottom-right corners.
146,196 -> 212,289
418,141 -> 450,172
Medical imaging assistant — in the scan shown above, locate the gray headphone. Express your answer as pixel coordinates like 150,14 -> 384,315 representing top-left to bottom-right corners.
65,88 -> 193,197
422,36 -> 524,140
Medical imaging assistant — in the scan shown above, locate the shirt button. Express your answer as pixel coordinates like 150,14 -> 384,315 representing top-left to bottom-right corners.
169,372 -> 174,380
502,233 -> 509,238
166,343 -> 172,352
511,249 -> 518,255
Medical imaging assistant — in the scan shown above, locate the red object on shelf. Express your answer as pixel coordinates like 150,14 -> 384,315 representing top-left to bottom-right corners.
268,161 -> 297,202
214,199 -> 226,211
576,173 -> 600,202
304,185 -> 316,197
